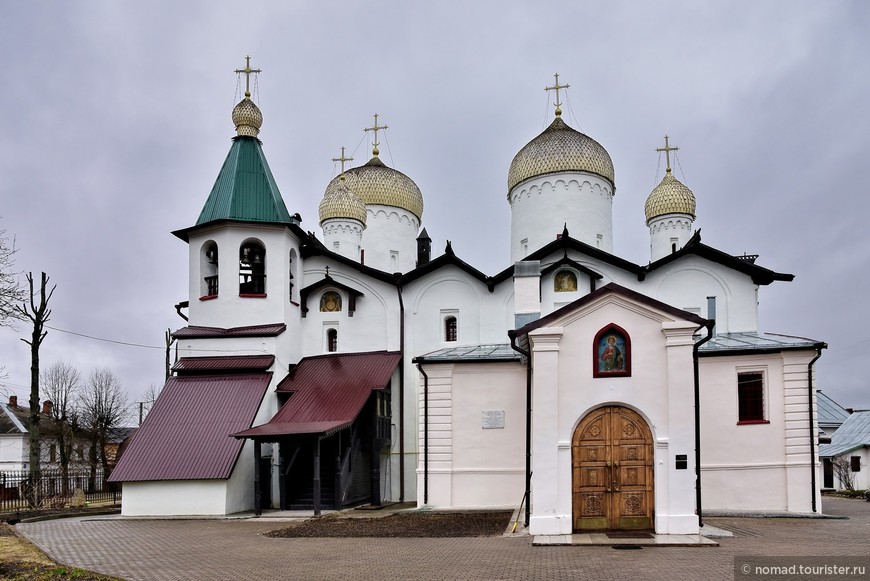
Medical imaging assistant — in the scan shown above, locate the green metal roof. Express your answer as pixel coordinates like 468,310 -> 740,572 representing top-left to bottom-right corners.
196,136 -> 292,226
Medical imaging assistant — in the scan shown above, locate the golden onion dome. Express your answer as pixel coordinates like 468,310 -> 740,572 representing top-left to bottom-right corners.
644,172 -> 696,224
325,157 -> 424,221
319,179 -> 367,225
232,97 -> 262,137
508,117 -> 615,194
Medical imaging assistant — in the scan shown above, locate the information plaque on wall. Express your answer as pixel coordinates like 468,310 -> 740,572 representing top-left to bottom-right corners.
481,410 -> 505,429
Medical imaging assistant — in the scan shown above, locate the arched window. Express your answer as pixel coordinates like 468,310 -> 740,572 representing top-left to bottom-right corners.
202,242 -> 219,297
239,241 -> 266,295
554,270 -> 577,292
320,291 -> 342,312
327,328 -> 338,352
288,250 -> 296,302
444,316 -> 457,342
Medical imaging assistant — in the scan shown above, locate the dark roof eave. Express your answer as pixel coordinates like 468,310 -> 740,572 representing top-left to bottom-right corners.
402,251 -> 493,289
513,282 -> 709,337
172,219 -> 306,243
300,241 -> 400,284
646,232 -> 793,285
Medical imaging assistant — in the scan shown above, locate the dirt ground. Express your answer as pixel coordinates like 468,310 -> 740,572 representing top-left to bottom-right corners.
267,510 -> 514,538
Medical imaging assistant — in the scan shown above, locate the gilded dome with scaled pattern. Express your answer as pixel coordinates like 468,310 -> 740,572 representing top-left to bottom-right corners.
319,179 -> 367,225
232,97 -> 262,137
508,117 -> 615,195
644,172 -> 696,223
324,156 -> 423,221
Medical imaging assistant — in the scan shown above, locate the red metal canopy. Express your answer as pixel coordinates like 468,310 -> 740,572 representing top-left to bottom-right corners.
235,351 -> 401,439
109,373 -> 271,482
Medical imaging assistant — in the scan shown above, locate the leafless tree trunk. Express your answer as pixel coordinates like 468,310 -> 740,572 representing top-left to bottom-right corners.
81,368 -> 129,485
165,328 -> 175,380
15,272 -> 55,506
41,361 -> 82,495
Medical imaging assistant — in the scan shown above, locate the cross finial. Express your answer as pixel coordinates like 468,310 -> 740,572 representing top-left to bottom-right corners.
656,135 -> 680,174
332,146 -> 353,177
364,113 -> 389,157
234,55 -> 262,98
545,73 -> 570,117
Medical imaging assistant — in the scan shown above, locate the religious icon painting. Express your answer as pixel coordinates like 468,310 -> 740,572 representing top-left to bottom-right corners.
593,323 -> 631,378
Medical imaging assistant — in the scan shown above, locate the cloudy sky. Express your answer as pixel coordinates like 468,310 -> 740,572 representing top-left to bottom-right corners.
1,1 -> 868,418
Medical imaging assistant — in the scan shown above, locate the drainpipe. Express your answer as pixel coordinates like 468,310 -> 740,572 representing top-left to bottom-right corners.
693,321 -> 715,528
417,363 -> 429,504
174,300 -> 189,322
808,347 -> 823,513
509,330 -> 532,528
395,275 -> 405,503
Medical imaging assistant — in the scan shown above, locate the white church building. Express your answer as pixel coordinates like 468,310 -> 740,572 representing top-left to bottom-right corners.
110,64 -> 826,536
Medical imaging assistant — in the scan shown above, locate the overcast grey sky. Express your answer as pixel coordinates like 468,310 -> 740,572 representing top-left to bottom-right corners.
1,1 -> 868,417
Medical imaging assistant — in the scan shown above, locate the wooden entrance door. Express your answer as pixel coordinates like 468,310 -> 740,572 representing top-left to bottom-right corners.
572,406 -> 653,530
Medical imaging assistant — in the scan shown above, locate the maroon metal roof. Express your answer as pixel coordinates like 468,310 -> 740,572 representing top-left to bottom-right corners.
172,355 -> 275,373
172,323 -> 286,339
235,351 -> 400,439
108,373 -> 271,482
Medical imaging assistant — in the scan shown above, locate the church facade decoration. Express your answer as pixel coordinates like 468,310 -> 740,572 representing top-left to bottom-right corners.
593,323 -> 630,377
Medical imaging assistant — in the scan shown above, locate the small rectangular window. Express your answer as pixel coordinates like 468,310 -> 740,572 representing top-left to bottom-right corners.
851,456 -> 861,472
738,372 -> 765,422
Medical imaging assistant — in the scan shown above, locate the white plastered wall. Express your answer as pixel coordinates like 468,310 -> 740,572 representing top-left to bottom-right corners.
416,362 -> 525,508
510,174 -> 614,261
698,350 -> 821,513
122,480 -> 230,516
360,205 -> 419,273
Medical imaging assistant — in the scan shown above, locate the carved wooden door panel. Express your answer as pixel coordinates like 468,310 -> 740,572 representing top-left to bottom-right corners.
572,406 -> 653,530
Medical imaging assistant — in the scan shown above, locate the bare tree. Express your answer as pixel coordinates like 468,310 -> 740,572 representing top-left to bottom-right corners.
41,360 -> 82,494
81,368 -> 129,484
0,223 -> 25,328
833,457 -> 856,492
14,272 -> 55,505
139,381 -> 163,425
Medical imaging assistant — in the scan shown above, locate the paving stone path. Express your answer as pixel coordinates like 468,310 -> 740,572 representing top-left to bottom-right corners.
17,497 -> 870,581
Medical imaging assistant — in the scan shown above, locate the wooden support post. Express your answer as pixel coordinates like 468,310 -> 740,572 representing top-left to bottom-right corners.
371,413 -> 381,506
253,440 -> 262,516
334,454 -> 342,510
278,442 -> 286,510
313,438 -> 321,517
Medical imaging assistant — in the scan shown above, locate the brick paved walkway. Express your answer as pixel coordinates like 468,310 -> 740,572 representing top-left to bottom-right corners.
17,497 -> 870,581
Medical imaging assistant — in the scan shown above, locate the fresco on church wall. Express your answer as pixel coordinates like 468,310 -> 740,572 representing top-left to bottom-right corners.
593,324 -> 631,377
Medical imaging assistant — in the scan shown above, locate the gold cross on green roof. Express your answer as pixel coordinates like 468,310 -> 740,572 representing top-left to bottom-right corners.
235,55 -> 262,98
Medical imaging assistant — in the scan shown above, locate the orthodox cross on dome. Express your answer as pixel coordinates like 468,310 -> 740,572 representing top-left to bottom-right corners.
656,135 -> 680,174
235,55 -> 262,98
364,113 -> 389,157
332,146 -> 353,177
545,73 -> 570,117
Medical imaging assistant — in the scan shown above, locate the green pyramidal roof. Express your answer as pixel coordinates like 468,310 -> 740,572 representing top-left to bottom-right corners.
196,136 -> 292,226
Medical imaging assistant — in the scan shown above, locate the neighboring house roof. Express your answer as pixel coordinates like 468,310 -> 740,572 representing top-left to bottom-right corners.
819,410 -> 870,458
817,391 -> 851,428
108,373 -> 271,482
105,426 -> 138,444
413,344 -> 522,364
172,323 -> 286,339
235,351 -> 400,439
172,355 -> 275,373
0,402 -> 28,434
